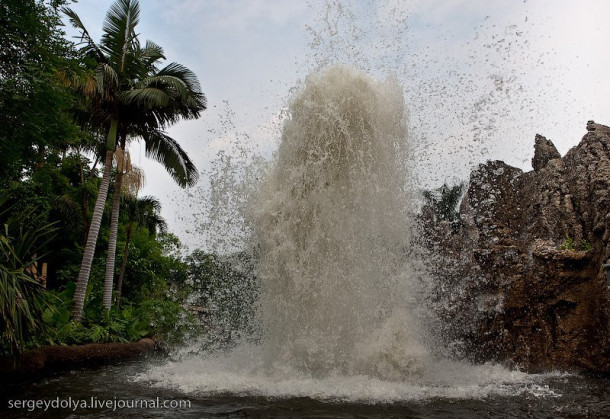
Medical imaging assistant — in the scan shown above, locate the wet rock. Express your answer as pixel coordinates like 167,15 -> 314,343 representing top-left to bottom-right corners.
531,134 -> 561,171
423,122 -> 610,374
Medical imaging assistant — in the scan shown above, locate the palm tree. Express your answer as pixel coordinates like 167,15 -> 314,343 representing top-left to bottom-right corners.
63,0 -> 206,321
421,183 -> 464,233
115,194 -> 166,309
101,67 -> 203,310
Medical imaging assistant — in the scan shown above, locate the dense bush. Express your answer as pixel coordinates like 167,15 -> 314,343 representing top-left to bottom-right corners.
40,282 -> 193,346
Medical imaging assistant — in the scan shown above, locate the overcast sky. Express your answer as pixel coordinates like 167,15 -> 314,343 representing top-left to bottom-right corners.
64,0 -> 610,250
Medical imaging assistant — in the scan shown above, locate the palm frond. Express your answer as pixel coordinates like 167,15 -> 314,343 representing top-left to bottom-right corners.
100,0 -> 141,71
146,212 -> 167,235
61,7 -> 106,62
137,196 -> 166,235
94,63 -> 120,99
141,40 -> 165,69
120,195 -> 166,235
158,64 -> 206,113
158,62 -> 205,100
141,75 -> 191,98
139,195 -> 162,214
120,87 -> 170,109
143,131 -> 199,187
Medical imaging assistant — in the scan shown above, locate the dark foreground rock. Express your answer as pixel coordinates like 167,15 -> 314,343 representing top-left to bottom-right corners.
0,338 -> 156,382
423,121 -> 610,374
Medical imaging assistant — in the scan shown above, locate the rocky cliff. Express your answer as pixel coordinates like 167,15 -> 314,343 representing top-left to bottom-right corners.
422,121 -> 610,373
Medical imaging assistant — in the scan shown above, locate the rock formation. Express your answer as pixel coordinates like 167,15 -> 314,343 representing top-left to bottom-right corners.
422,121 -> 610,373
531,133 -> 561,171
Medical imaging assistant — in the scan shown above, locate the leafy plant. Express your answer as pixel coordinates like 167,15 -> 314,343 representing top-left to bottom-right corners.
40,279 -> 196,346
558,234 -> 575,250
558,234 -> 593,251
0,194 -> 57,357
581,239 -> 593,251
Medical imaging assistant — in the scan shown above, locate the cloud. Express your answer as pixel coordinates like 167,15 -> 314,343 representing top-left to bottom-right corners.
157,0 -> 310,34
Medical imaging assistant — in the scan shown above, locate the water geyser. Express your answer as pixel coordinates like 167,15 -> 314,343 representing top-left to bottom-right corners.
139,66 -> 559,402
251,65 -> 428,379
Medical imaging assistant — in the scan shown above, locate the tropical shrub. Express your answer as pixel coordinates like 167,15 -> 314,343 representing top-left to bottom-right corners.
41,281 -> 190,345
0,195 -> 57,357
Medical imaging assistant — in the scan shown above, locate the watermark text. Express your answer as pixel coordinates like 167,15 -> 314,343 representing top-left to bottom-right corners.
7,397 -> 191,412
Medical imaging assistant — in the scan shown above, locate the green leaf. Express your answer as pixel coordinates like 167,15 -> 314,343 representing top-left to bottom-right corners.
42,308 -> 54,324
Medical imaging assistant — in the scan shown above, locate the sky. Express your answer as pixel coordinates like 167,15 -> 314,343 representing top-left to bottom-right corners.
63,0 -> 610,250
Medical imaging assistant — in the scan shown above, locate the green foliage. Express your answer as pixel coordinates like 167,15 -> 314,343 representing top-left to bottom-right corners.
0,0 -> 81,187
558,234 -> 593,251
0,194 -> 57,357
121,195 -> 166,236
1,172 -> 195,350
135,299 -> 194,344
0,0 -> 206,353
422,183 -> 464,233
40,280 -> 192,346
559,234 -> 575,250
118,230 -> 187,303
1,151 -> 104,293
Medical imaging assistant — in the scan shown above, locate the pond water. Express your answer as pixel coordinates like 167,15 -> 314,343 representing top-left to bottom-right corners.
2,359 -> 609,417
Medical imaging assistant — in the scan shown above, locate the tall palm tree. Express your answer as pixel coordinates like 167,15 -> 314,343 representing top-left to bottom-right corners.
115,194 -> 166,309
63,0 -> 206,321
101,68 -> 203,311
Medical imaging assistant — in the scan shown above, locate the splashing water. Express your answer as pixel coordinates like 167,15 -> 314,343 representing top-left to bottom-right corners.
137,66 -> 561,402
252,65 -> 425,378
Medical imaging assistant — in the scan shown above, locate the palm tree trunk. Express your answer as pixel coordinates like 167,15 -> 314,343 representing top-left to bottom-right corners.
115,221 -> 133,309
72,148 -> 114,321
72,119 -> 118,322
81,193 -> 90,247
78,155 -> 90,247
102,161 -> 123,310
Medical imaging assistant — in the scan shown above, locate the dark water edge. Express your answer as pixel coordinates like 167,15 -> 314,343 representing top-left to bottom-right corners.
2,360 -> 610,418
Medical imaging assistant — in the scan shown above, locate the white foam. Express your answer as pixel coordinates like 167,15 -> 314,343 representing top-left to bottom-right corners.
135,351 -> 563,402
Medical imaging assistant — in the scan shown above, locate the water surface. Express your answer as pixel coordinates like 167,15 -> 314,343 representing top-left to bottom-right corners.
3,360 -> 609,417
